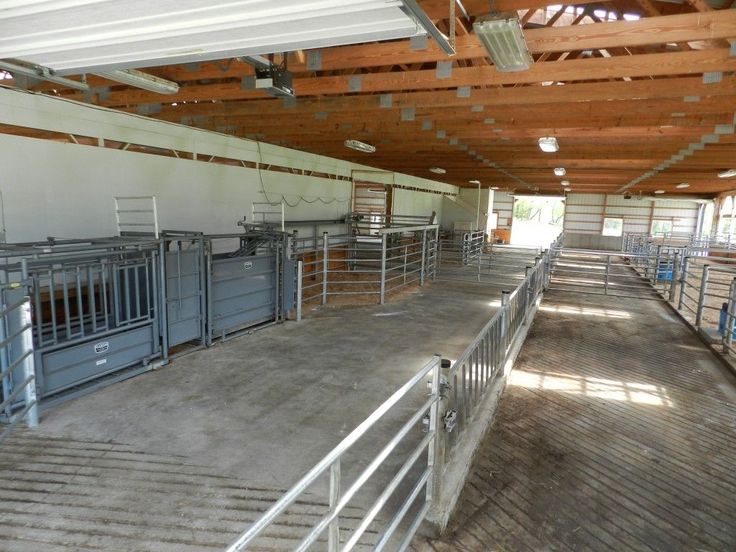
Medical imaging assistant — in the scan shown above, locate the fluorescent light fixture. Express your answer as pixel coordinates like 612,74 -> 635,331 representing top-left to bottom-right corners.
654,190 -> 665,194
469,179 -> 481,184
1,1 -> 430,74
675,183 -> 690,189
491,186 -> 500,190
554,168 -> 566,177
718,169 -> 736,179
473,13 -> 533,72
0,59 -> 88,91
430,167 -> 447,174
561,180 -> 570,186
538,137 -> 559,153
94,69 -> 179,94
344,139 -> 376,154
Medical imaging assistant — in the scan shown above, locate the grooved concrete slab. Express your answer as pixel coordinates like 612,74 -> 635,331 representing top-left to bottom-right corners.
413,290 -> 736,552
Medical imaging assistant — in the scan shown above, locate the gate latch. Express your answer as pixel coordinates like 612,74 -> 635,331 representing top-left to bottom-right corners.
443,409 -> 457,433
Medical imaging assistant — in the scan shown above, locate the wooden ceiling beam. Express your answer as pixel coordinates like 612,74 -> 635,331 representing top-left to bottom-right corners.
147,75 -> 736,124
92,48 -> 736,107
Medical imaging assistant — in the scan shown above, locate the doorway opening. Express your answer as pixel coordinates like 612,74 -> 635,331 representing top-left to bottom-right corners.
510,195 -> 565,247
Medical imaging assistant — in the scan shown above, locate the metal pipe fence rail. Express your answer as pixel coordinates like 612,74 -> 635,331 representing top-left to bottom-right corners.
224,355 -> 444,552
549,248 -> 677,300
442,244 -> 550,458
293,225 -> 439,309
0,293 -> 38,444
228,232 -> 563,552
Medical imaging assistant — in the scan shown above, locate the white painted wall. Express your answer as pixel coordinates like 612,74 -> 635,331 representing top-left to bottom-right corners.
0,133 -> 355,241
440,188 -> 492,231
393,187 -> 444,221
0,87 -> 459,242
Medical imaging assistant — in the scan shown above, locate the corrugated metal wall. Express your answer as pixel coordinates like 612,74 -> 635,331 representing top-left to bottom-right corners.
564,193 -> 700,235
492,191 -> 514,229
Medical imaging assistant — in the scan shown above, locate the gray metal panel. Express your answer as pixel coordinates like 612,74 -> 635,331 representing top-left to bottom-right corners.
38,324 -> 154,397
1,287 -> 30,411
282,259 -> 296,314
165,248 -> 204,347
210,253 -> 276,336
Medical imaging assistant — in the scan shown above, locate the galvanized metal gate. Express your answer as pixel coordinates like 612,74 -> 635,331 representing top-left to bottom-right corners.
205,231 -> 294,344
0,285 -> 38,442
161,233 -> 206,353
548,247 -> 676,300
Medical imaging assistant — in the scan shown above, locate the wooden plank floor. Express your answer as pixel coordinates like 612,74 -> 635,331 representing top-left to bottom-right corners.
413,290 -> 736,552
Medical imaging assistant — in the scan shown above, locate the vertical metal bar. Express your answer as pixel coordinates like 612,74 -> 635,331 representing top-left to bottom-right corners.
695,264 -> 710,328
678,256 -> 689,310
0,299 -> 10,420
32,274 -> 43,346
669,252 -> 679,303
274,241 -> 281,322
433,227 -> 439,280
425,355 -> 442,504
322,232 -> 329,306
380,233 -> 387,305
87,266 -> 97,334
403,245 -> 408,285
724,277 -> 736,354
133,262 -> 142,320
111,263 -> 121,328
604,255 -> 611,295
205,243 -> 214,346
61,269 -> 72,339
75,267 -> 85,337
49,268 -> 59,343
500,290 -> 510,371
420,229 -> 427,286
123,265 -> 132,323
20,299 -> 38,428
328,460 -> 341,552
100,261 -> 110,330
150,252 -> 161,357
177,245 -> 183,310
296,261 -> 303,322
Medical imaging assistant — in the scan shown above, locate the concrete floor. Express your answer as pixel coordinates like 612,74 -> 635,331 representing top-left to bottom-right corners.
413,289 -> 736,552
0,279 -> 508,551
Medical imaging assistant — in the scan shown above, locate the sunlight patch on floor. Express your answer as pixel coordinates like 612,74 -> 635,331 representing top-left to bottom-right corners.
510,369 -> 674,407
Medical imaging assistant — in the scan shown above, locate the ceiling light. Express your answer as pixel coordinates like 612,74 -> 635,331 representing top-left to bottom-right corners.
561,180 -> 570,186
2,2 -> 432,73
473,13 -> 533,72
0,59 -> 89,91
675,183 -> 690,189
554,168 -> 566,177
94,69 -> 179,94
654,190 -> 665,194
538,137 -> 559,153
430,167 -> 446,174
344,139 -> 376,153
491,186 -> 499,190
469,179 -> 481,184
718,169 -> 736,179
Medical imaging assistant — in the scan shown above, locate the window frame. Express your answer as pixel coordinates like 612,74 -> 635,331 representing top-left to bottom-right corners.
602,217 -> 624,237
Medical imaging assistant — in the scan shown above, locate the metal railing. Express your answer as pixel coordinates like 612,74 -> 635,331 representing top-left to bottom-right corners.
294,224 -> 439,309
227,232 -> 563,551
549,248 -> 678,300
442,241 -> 551,456
225,355 -> 443,552
0,293 -> 39,443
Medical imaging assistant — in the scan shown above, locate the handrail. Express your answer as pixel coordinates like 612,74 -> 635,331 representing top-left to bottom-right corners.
227,232 -> 562,551
225,355 -> 442,551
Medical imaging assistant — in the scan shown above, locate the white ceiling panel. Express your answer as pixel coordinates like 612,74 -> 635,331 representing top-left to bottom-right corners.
0,0 -> 424,74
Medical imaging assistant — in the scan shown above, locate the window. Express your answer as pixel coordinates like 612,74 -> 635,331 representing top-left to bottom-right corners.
651,219 -> 673,235
602,217 -> 623,237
